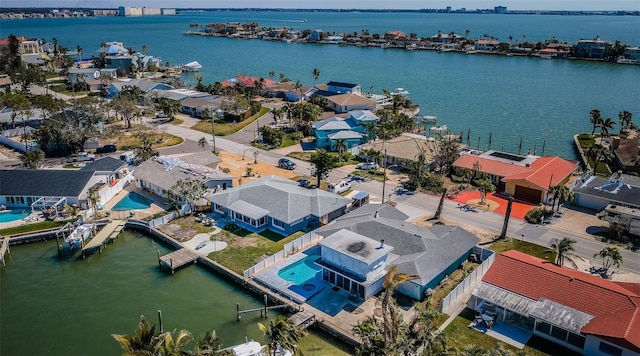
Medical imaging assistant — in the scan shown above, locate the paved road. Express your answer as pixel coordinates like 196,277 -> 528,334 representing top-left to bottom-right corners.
159,122 -> 640,275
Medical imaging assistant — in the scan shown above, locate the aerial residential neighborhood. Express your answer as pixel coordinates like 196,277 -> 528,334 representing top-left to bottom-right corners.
0,10 -> 639,356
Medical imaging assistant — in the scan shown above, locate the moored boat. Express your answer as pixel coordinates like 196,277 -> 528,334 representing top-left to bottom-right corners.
223,340 -> 293,356
65,224 -> 95,249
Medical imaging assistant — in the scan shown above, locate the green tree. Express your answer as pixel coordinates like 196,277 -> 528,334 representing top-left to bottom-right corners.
170,178 -> 209,215
20,149 -> 44,169
157,98 -> 182,119
88,187 -> 100,219
545,237 -> 581,268
334,138 -> 348,162
133,126 -> 159,164
618,110 -> 633,133
111,315 -> 160,355
599,117 -> 616,137
155,329 -> 193,356
594,246 -> 623,276
309,148 -> 338,187
589,109 -> 603,137
312,68 -> 320,86
258,316 -> 306,356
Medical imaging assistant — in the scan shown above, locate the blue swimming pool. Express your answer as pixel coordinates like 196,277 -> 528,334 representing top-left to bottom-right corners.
0,209 -> 30,223
112,192 -> 153,211
278,255 -> 322,285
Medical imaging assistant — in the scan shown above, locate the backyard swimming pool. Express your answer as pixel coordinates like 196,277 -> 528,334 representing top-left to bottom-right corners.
112,192 -> 153,211
0,209 -> 30,223
278,255 -> 322,285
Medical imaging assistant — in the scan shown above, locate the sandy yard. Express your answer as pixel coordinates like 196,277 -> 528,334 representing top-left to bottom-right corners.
216,151 -> 299,186
412,215 -> 498,243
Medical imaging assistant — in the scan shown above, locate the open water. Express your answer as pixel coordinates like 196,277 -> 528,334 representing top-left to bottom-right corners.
1,12 -> 640,158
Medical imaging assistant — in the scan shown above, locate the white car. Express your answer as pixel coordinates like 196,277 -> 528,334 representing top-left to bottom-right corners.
356,162 -> 380,170
327,180 -> 351,194
67,152 -> 96,163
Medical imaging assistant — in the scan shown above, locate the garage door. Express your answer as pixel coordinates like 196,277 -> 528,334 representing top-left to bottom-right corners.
514,185 -> 542,203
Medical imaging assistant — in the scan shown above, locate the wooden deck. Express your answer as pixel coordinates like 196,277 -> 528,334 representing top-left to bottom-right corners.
287,311 -> 316,329
0,236 -> 10,266
81,220 -> 126,257
159,248 -> 199,274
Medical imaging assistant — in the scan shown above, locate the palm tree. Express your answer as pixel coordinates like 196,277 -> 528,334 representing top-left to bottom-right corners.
334,138 -> 348,162
258,316 -> 306,356
618,110 -> 633,133
589,109 -> 603,137
545,237 -> 581,268
271,107 -> 282,125
312,68 -> 320,86
556,184 -> 574,211
88,187 -> 100,220
599,117 -> 616,137
158,98 -> 181,119
198,137 -> 207,150
194,330 -> 223,355
594,246 -> 623,276
156,329 -> 193,356
587,144 -> 613,174
547,184 -> 561,212
381,266 -> 420,345
268,71 -> 275,80
111,315 -> 160,355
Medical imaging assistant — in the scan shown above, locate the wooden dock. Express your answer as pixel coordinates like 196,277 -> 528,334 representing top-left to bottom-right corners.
287,311 -> 316,329
159,248 -> 199,274
81,220 -> 125,258
0,236 -> 10,266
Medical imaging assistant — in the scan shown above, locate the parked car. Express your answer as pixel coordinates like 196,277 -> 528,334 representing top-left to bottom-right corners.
356,162 -> 380,170
67,152 -> 96,163
155,112 -> 168,118
278,158 -> 296,170
119,151 -> 135,164
95,144 -> 117,154
327,180 -> 351,194
297,178 -> 311,188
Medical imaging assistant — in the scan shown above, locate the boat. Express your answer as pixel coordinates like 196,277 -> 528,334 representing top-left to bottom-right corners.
430,125 -> 448,134
616,57 -> 640,65
223,340 -> 293,356
390,87 -> 410,96
415,115 -> 437,124
66,224 -> 95,249
181,61 -> 202,72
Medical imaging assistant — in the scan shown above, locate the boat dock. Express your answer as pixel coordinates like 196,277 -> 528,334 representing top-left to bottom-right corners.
158,248 -> 199,274
0,236 -> 10,266
287,311 -> 316,329
81,220 -> 126,258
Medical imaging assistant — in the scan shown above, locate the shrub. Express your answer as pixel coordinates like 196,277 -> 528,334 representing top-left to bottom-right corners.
450,174 -> 465,183
422,174 -> 445,193
525,207 -> 553,224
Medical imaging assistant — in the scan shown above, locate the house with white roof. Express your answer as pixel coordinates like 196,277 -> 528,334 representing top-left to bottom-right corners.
206,175 -> 350,236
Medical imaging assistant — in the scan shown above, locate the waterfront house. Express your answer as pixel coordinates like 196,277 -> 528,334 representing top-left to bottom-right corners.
220,75 -> 277,89
325,81 -> 362,95
206,175 -> 350,236
105,78 -> 172,99
574,39 -> 613,59
313,110 -> 379,150
133,154 -> 233,202
430,32 -> 462,43
623,46 -> 640,60
0,167 -> 125,211
468,250 -> 640,355
452,151 -> 578,204
306,30 -> 323,42
354,133 -> 440,169
324,93 -> 376,113
180,96 -> 226,118
611,136 -> 640,174
571,172 -> 640,211
474,39 -> 500,52
315,204 -> 480,300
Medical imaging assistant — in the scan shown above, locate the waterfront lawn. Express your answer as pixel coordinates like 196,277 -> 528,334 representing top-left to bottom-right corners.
443,308 -> 553,355
214,225 -> 306,274
0,221 -> 67,236
576,134 -> 595,149
298,334 -> 353,356
489,239 -> 555,263
191,108 -> 270,136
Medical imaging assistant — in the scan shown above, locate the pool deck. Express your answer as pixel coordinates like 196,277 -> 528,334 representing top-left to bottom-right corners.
103,187 -> 166,220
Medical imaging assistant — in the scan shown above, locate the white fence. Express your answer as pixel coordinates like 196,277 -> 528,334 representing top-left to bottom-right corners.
243,232 -> 323,279
440,246 -> 495,315
148,204 -> 190,228
98,172 -> 134,206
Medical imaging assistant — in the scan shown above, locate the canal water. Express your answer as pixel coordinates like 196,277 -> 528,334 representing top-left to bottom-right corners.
0,231 -> 347,355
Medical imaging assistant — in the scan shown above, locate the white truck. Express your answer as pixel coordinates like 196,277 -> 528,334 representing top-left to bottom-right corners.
67,152 -> 96,163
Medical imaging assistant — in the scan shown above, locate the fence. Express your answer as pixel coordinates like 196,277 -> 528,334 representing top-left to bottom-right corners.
147,204 -> 189,228
243,232 -> 323,279
98,172 -> 134,206
440,246 -> 495,315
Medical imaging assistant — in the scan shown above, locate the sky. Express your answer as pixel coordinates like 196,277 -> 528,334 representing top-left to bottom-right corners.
1,1 -> 639,11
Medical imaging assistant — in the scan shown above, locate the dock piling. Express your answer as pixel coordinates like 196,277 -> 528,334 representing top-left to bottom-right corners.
264,294 -> 268,318
158,310 -> 163,333
157,250 -> 161,269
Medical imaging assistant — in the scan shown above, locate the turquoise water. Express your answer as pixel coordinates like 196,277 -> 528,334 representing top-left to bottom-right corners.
278,255 -> 322,285
0,209 -> 29,223
1,12 -> 638,158
112,192 -> 153,211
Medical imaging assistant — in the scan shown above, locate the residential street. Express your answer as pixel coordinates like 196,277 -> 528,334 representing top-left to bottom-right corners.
158,119 -> 640,275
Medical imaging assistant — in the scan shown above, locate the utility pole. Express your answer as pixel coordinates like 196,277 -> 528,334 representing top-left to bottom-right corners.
381,149 -> 388,204
210,107 -> 216,153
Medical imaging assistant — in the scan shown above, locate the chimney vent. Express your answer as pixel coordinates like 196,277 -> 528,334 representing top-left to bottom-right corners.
374,211 -> 379,219
379,239 -> 385,249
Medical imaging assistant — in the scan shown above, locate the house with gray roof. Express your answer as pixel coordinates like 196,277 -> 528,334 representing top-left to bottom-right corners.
315,204 -> 480,300
133,155 -> 233,201
0,169 -> 103,211
206,175 -> 350,236
571,172 -> 640,210
105,79 -> 172,99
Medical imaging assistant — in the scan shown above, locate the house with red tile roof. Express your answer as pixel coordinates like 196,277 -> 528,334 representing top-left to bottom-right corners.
452,151 -> 578,203
220,75 -> 276,88
468,250 -> 640,355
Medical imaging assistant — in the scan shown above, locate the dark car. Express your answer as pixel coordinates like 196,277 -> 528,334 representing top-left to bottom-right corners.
96,144 -> 117,154
278,158 -> 296,170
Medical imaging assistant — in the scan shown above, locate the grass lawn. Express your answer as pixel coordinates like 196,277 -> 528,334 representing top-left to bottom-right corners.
442,308 -> 572,355
117,131 -> 183,151
168,117 -> 183,125
489,239 -> 556,263
190,108 -> 270,136
287,151 -> 358,167
0,220 -> 67,236
576,134 -> 595,149
298,333 -> 353,356
352,169 -> 386,183
212,225 -> 306,274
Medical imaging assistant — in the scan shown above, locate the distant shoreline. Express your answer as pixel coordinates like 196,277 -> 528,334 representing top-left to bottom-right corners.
0,7 -> 638,17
